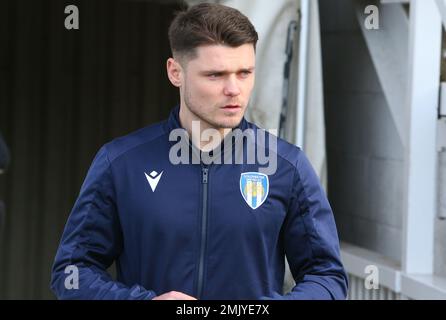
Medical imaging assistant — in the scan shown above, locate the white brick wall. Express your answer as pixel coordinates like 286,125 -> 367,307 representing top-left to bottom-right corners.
320,0 -> 404,262
321,0 -> 446,274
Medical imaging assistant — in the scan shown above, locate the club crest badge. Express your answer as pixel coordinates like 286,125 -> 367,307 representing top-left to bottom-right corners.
240,172 -> 269,210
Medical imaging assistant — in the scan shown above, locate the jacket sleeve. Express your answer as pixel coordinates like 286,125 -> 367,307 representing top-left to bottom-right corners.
50,146 -> 156,300
265,150 -> 348,300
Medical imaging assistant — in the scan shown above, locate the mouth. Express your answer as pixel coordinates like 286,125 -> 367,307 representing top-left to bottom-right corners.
222,104 -> 241,110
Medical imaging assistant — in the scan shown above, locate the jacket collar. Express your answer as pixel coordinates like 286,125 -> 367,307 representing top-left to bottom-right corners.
164,105 -> 250,164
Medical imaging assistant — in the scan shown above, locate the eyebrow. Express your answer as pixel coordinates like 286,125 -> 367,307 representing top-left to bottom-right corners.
200,67 -> 255,75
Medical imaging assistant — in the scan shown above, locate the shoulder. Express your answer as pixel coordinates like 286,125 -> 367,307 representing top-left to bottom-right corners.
102,120 -> 168,163
245,120 -> 304,170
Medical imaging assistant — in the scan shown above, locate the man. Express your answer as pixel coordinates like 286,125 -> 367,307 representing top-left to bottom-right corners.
51,3 -> 347,300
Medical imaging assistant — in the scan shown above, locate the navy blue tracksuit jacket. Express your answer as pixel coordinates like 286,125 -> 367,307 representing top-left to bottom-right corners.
51,106 -> 348,300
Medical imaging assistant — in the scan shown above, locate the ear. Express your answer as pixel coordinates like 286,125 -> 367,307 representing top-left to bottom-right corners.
166,58 -> 183,88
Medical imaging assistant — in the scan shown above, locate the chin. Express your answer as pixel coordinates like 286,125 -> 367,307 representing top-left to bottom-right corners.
216,119 -> 243,129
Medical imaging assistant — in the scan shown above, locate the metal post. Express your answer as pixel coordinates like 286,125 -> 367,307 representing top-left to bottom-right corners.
295,0 -> 310,149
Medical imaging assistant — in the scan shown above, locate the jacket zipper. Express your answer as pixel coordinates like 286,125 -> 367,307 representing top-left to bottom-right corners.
197,166 -> 209,299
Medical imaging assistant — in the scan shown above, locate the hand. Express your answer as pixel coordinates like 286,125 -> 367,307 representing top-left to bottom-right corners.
152,291 -> 197,300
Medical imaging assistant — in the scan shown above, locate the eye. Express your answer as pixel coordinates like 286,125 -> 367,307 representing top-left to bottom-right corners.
208,73 -> 223,79
239,71 -> 252,78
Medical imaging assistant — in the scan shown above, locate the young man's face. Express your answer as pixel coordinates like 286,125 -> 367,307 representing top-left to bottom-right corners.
168,44 -> 255,131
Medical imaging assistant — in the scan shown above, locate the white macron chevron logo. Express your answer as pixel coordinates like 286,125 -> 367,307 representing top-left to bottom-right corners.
144,170 -> 163,192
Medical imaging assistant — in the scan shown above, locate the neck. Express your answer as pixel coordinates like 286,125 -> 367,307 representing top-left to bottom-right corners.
179,105 -> 232,152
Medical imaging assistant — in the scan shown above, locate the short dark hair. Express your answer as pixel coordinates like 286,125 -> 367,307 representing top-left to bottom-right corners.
168,3 -> 258,63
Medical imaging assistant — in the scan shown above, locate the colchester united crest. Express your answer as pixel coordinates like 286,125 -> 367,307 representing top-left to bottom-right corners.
240,172 -> 269,210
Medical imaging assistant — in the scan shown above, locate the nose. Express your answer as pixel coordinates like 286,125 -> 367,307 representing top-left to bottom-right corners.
223,75 -> 241,97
